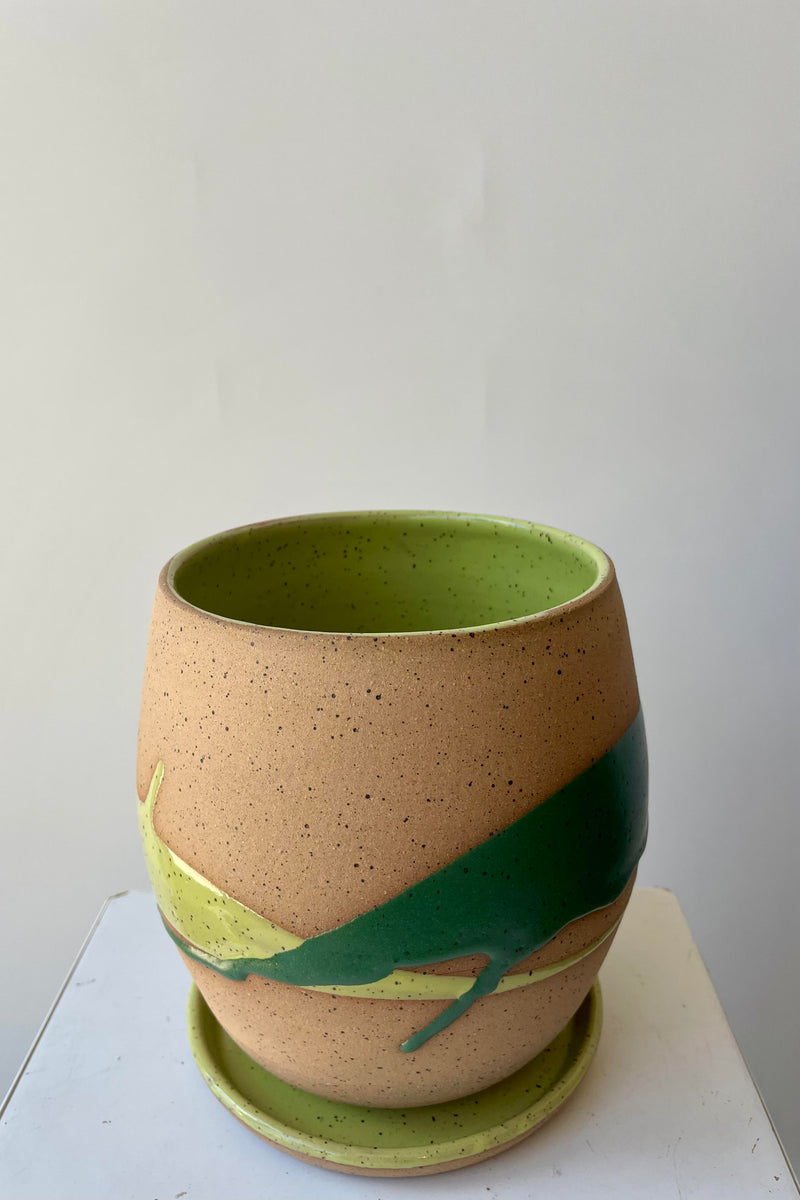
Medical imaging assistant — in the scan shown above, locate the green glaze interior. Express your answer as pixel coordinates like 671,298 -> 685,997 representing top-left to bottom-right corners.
170,511 -> 607,635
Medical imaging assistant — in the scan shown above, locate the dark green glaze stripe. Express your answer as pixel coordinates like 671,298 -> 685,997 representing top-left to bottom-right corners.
173,709 -> 647,1052
162,916 -> 278,981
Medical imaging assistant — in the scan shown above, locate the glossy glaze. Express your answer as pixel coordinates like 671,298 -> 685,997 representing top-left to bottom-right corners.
140,709 -> 645,1050
254,710 -> 644,1052
139,761 -> 618,1000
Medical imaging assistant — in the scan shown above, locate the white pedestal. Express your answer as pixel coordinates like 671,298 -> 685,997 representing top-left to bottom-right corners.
1,888 -> 796,1199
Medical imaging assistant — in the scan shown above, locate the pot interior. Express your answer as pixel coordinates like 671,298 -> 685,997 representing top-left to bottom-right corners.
171,512 -> 604,634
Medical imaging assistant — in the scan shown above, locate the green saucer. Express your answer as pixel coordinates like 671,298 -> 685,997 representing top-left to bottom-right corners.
186,983 -> 602,1177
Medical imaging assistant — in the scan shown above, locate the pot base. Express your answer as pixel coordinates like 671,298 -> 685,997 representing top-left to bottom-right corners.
186,982 -> 602,1177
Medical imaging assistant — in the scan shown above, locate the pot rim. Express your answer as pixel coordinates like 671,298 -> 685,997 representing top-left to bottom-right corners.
162,509 -> 613,639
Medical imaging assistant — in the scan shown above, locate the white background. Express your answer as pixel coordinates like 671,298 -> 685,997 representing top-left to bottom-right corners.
1,0 -> 798,1168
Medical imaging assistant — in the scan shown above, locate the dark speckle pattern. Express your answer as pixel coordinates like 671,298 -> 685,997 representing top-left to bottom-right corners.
186,981 -> 601,1175
172,712 -> 645,1054
138,511 -> 642,1108
171,512 -> 600,635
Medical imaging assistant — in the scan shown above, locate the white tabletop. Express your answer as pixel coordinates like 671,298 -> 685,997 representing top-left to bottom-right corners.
1,888 -> 796,1200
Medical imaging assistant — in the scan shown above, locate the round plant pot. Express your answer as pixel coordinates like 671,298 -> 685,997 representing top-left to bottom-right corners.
137,511 -> 647,1171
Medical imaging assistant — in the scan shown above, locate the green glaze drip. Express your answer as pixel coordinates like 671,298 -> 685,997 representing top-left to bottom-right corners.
143,711 -> 646,1052
169,709 -> 646,1052
162,909 -> 620,998
251,708 -> 647,1051
140,763 -> 619,1002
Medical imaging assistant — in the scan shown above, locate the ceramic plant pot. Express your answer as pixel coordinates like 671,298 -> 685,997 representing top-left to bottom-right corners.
137,511 -> 647,1175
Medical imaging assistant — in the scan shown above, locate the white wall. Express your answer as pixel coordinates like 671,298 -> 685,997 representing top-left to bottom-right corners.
1,0 -> 798,1169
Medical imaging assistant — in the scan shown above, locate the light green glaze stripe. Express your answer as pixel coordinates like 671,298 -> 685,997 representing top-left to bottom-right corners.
140,763 -> 617,1001
138,763 -> 302,960
163,910 -> 619,999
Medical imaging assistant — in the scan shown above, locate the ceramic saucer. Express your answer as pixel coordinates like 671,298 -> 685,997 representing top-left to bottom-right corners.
186,982 -> 601,1177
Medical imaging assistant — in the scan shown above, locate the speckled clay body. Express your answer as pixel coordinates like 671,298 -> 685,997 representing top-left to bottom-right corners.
138,512 -> 646,1115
